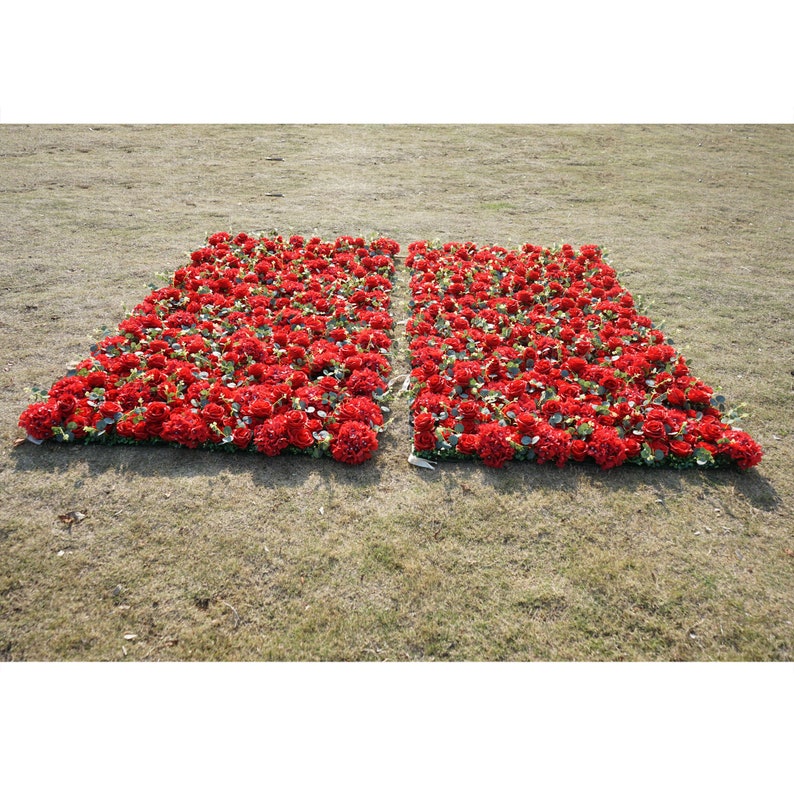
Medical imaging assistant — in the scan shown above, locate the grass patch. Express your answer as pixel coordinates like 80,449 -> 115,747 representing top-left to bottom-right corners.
1,124 -> 792,660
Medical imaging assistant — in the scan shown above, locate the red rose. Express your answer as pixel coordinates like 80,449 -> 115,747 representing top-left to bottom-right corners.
145,401 -> 170,421
232,425 -> 253,449
503,379 -> 526,400
85,371 -> 107,389
687,386 -> 712,404
334,397 -> 383,427
132,419 -> 152,440
284,410 -> 313,449
533,359 -> 552,376
413,430 -> 436,451
541,399 -> 563,417
55,394 -> 78,421
623,437 -> 642,459
456,433 -> 478,455
288,370 -> 309,390
115,417 -> 146,440
148,353 -> 168,370
290,426 -> 315,449
642,419 -> 667,440
600,375 -> 623,394
201,402 -> 226,425
669,439 -> 693,458
570,438 -> 588,462
64,412 -> 91,439
574,338 -> 593,356
457,401 -> 482,421
144,401 -> 170,431
413,412 -> 435,432
245,399 -> 273,422
697,418 -> 724,442
285,409 -> 307,431
99,401 -> 123,419
484,333 -> 501,350
515,412 -> 541,436
117,352 -> 141,372
453,361 -> 481,387
666,387 -> 686,406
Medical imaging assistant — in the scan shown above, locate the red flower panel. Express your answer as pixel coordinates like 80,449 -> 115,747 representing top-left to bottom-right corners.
19,232 -> 400,464
405,240 -> 762,470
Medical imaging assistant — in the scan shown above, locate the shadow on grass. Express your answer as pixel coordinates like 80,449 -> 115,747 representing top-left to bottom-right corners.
11,436 -> 388,490
405,454 -> 782,513
12,430 -> 781,512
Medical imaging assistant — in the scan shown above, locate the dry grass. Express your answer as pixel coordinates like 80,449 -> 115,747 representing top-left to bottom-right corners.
1,124 -> 792,661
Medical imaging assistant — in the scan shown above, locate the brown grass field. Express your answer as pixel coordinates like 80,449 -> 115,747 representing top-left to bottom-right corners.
1,124 -> 792,663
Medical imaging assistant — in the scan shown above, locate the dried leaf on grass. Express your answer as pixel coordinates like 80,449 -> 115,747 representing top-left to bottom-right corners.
58,511 -> 87,526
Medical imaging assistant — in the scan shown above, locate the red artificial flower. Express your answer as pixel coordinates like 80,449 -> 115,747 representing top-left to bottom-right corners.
160,410 -> 210,449
475,423 -> 516,468
18,232 -> 399,464
254,416 -> 289,457
19,402 -> 56,441
722,429 -> 763,470
330,421 -> 378,465
587,426 -> 628,470
231,425 -> 253,449
405,240 -> 763,471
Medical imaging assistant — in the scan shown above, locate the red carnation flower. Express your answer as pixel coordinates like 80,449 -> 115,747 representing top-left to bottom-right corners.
475,422 -> 516,468
345,369 -> 386,396
160,410 -> 210,449
254,416 -> 289,457
330,421 -> 378,465
723,430 -> 763,470
587,426 -> 628,470
534,426 -> 572,467
19,402 -> 57,441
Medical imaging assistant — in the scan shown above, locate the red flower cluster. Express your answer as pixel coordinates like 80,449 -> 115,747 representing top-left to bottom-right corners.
405,240 -> 763,470
19,232 -> 400,465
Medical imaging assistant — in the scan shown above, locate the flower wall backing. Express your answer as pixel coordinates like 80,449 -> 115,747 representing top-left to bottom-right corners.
19,233 -> 763,470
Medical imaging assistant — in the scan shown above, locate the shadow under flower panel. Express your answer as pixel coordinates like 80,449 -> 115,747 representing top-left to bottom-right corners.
19,232 -> 400,465
405,240 -> 763,470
